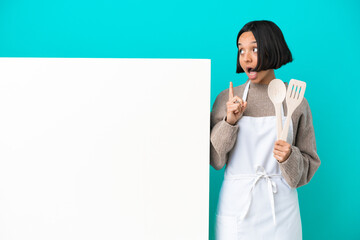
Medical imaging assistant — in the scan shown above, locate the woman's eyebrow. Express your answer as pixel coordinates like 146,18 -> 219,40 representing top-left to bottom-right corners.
238,41 -> 257,46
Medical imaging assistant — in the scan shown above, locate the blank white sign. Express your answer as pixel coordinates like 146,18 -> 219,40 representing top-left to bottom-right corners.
0,58 -> 210,240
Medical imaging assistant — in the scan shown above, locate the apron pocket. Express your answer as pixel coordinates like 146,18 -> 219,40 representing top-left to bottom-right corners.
216,215 -> 237,240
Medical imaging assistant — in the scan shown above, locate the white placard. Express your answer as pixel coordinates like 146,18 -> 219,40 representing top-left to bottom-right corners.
0,58 -> 210,240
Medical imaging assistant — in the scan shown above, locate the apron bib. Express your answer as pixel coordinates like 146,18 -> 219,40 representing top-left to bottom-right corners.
216,81 -> 302,240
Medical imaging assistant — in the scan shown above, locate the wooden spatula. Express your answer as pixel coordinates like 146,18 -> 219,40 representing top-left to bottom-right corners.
280,79 -> 307,142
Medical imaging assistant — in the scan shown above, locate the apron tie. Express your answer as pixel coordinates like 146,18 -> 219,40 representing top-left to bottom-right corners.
239,165 -> 280,225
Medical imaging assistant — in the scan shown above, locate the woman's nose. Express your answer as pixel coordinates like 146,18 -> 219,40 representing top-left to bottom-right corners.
243,51 -> 252,62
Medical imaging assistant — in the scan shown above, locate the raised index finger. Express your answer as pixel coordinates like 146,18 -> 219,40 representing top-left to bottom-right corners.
229,82 -> 234,101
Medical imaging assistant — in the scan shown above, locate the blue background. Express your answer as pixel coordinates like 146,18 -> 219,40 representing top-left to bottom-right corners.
0,0 -> 359,239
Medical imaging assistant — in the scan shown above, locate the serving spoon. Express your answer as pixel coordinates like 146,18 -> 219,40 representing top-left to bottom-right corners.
268,79 -> 286,140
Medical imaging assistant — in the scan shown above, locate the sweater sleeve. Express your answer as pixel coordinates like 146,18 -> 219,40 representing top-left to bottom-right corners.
210,90 -> 239,170
279,99 -> 321,188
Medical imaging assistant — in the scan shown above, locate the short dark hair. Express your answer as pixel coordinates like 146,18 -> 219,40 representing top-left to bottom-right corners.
236,20 -> 293,73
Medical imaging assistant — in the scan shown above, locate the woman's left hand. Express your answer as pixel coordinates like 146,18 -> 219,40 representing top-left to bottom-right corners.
273,140 -> 292,163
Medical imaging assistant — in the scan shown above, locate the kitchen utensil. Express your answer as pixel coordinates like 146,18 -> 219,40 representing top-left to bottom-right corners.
268,79 -> 286,140
280,79 -> 307,141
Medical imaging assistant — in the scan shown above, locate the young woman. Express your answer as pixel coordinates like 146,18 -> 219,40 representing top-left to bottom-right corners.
210,20 -> 321,239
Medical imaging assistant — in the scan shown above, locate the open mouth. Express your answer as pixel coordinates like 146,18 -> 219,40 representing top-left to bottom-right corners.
246,67 -> 258,80
246,67 -> 255,73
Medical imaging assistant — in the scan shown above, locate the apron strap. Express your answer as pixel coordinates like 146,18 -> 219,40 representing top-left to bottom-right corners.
242,80 -> 250,102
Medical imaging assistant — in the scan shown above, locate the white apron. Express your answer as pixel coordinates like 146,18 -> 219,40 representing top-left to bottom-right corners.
216,81 -> 302,240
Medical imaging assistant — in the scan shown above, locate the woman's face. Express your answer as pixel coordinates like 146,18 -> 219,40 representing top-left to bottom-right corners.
238,31 -> 274,84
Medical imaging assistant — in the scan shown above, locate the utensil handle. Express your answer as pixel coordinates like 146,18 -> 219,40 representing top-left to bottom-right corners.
275,104 -> 282,140
280,111 -> 292,142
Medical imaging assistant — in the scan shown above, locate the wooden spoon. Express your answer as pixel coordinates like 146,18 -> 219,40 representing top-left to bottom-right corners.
268,79 -> 286,140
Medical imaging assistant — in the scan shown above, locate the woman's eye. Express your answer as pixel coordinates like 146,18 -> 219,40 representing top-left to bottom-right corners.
253,47 -> 258,53
239,49 -> 244,54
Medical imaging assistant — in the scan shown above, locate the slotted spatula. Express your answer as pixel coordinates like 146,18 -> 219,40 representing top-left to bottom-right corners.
280,79 -> 307,141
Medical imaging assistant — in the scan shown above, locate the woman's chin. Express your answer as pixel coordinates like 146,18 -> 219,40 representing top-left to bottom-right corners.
247,72 -> 262,84
249,74 -> 272,85
248,69 -> 275,84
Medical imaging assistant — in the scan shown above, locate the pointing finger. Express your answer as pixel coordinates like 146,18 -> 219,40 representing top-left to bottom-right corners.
229,82 -> 234,101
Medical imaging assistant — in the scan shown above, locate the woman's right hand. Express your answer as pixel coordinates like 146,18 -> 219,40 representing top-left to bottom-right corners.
226,82 -> 247,125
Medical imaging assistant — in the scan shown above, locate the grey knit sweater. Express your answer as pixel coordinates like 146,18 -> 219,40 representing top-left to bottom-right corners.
210,80 -> 321,188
